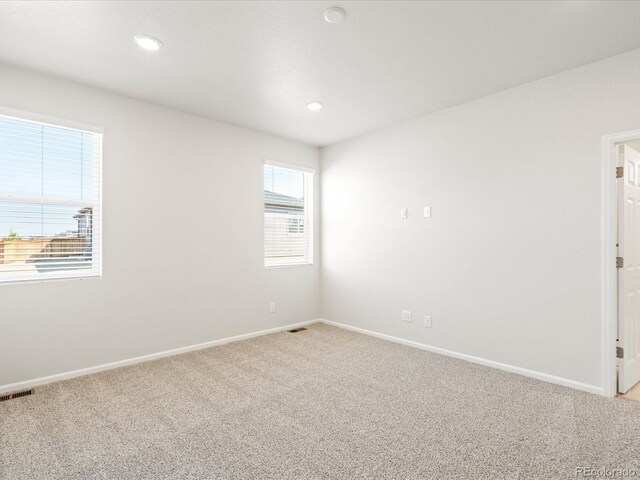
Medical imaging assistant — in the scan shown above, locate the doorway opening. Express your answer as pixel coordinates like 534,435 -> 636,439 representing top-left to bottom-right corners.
603,131 -> 640,399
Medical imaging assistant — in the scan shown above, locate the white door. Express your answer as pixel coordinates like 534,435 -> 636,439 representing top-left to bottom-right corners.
618,144 -> 640,393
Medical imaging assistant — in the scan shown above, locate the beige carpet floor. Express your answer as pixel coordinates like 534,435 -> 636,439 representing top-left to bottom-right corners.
1,323 -> 640,479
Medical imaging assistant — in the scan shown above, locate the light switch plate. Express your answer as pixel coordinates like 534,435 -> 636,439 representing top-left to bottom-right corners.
401,208 -> 408,219
424,206 -> 431,218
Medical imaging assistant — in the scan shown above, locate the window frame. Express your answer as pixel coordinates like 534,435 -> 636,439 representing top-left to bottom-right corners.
0,107 -> 103,285
264,159 -> 314,268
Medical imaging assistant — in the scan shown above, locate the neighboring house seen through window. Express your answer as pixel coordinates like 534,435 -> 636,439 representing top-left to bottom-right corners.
264,162 -> 313,267
287,218 -> 304,235
0,112 -> 102,283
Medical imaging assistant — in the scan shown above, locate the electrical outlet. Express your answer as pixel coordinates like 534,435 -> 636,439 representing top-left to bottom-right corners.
424,206 -> 431,218
270,302 -> 276,313
401,208 -> 408,219
402,310 -> 412,322
424,315 -> 432,328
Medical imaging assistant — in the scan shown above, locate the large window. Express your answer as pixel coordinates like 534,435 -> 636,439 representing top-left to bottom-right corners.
264,162 -> 313,267
0,112 -> 102,283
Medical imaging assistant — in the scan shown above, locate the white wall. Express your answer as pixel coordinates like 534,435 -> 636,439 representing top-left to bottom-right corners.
0,64 -> 320,387
321,48 -> 640,392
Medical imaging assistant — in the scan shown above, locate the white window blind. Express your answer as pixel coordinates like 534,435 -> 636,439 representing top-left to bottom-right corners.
264,162 -> 313,267
0,113 -> 102,283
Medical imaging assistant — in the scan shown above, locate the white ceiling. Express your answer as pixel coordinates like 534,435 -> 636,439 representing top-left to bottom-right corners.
1,1 -> 640,146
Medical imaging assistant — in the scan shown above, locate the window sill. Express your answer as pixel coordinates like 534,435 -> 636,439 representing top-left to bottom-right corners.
0,272 -> 102,286
264,262 -> 314,269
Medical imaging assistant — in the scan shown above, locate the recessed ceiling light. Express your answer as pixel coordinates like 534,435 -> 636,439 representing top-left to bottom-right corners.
134,34 -> 162,52
307,101 -> 323,111
324,7 -> 346,24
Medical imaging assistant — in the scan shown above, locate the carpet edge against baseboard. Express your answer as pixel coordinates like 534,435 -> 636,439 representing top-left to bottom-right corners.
319,319 -> 604,397
1,318 -> 604,397
0,319 -> 321,394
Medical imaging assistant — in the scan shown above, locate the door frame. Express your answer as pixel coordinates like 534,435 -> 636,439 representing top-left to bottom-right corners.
603,129 -> 640,397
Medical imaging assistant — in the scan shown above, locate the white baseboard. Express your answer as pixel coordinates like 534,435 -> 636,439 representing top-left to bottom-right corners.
0,319 -> 321,395
319,319 -> 604,396
2,317 -> 603,397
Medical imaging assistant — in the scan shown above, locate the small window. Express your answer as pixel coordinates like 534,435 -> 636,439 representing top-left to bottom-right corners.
0,112 -> 102,283
264,162 -> 313,267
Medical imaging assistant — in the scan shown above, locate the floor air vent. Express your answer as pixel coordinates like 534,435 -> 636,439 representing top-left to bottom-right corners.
0,389 -> 34,402
288,327 -> 308,333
